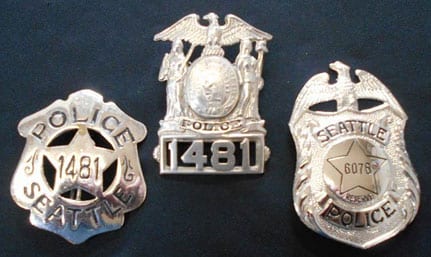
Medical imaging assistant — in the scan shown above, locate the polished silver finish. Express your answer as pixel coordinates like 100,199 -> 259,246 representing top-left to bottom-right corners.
289,61 -> 420,249
154,13 -> 271,174
11,90 -> 147,244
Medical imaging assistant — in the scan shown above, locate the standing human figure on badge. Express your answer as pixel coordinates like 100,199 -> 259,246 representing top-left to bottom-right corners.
235,39 -> 267,120
158,39 -> 187,119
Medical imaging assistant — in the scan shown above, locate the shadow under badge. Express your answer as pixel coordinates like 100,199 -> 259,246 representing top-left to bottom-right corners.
10,90 -> 147,244
289,61 -> 420,249
153,13 -> 272,174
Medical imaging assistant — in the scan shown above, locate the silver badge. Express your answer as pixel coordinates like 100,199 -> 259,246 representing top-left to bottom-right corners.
10,90 -> 147,244
289,61 -> 420,248
153,13 -> 272,174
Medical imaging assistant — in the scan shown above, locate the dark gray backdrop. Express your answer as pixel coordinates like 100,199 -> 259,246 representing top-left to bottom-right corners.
1,1 -> 430,257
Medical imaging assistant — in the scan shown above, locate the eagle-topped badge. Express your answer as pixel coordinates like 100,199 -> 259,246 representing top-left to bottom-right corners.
153,13 -> 272,174
10,90 -> 147,244
289,61 -> 420,248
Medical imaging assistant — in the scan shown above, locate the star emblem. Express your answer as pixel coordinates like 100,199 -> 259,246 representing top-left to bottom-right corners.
327,140 -> 386,194
43,126 -> 118,200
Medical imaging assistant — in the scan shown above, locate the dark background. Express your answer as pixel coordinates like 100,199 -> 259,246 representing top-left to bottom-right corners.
1,1 -> 430,257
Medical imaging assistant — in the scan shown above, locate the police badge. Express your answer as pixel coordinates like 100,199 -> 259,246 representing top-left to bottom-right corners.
10,90 -> 147,244
153,13 -> 272,174
289,61 -> 420,248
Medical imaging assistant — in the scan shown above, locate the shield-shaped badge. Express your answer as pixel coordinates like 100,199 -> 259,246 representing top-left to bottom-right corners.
10,90 -> 147,244
153,13 -> 272,174
289,61 -> 420,248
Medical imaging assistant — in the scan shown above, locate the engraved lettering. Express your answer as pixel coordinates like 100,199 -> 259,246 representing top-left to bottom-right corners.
32,195 -> 52,214
325,124 -> 338,137
322,201 -> 397,228
72,107 -> 88,122
315,120 -> 390,144
221,122 -> 229,130
376,128 -> 388,141
192,122 -> 202,130
58,155 -> 100,180
179,118 -> 244,133
113,127 -> 135,147
90,109 -> 100,123
382,201 -> 396,217
86,205 -> 102,227
102,115 -> 120,133
113,186 -> 133,206
181,119 -> 191,128
357,120 -> 366,133
47,205 -> 65,226
316,129 -> 330,143
49,111 -> 67,128
338,121 -> 348,134
344,120 -> 355,131
31,123 -> 46,140
371,209 -> 383,223
24,182 -> 41,199
367,122 -> 376,136
67,208 -> 82,230
103,199 -> 122,217
354,212 -> 366,227
72,107 -> 100,124
341,212 -> 353,226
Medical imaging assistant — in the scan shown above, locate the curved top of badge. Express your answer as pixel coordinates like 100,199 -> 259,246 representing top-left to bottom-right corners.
11,89 -> 147,244
153,13 -> 271,174
289,61 -> 420,248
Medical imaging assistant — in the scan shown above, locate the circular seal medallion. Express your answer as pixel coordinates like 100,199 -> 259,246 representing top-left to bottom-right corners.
185,56 -> 240,118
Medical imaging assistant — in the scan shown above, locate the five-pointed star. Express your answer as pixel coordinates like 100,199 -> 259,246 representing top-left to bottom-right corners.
44,126 -> 118,199
327,140 -> 386,194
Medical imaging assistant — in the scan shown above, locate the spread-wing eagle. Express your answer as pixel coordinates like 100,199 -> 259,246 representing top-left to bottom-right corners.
154,13 -> 272,46
289,61 -> 406,125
